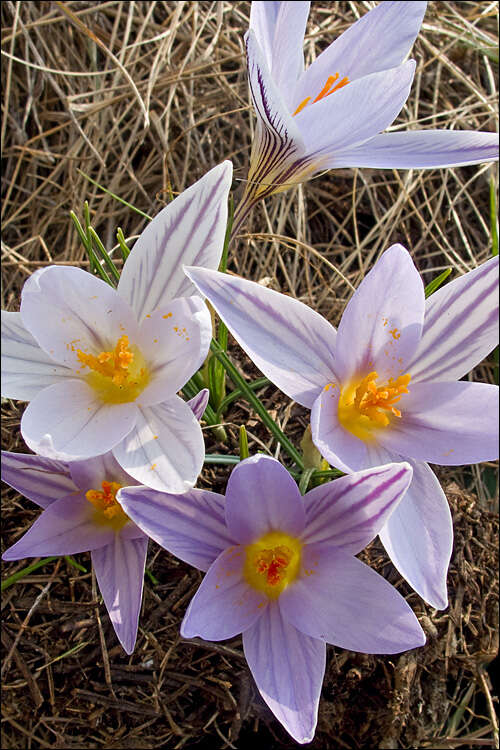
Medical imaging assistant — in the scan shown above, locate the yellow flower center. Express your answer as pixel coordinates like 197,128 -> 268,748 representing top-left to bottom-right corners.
338,371 -> 411,441
85,480 -> 129,531
76,335 -> 149,403
244,530 -> 302,599
293,72 -> 350,116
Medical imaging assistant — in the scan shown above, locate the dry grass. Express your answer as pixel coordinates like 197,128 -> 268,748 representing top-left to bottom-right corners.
1,1 -> 498,748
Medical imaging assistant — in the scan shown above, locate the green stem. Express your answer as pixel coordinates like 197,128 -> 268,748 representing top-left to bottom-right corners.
209,339 -> 305,470
77,169 -> 152,220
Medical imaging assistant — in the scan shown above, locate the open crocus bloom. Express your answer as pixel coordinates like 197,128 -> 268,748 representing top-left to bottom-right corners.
1,162 -> 232,492
185,245 -> 499,609
2,450 -> 147,654
234,1 -> 498,231
117,454 -> 425,743
1,394 -> 208,653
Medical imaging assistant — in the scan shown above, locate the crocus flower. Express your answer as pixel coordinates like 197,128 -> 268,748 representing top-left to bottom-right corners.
185,245 -> 499,609
1,162 -> 232,492
117,454 -> 425,743
1,393 -> 208,653
233,1 -> 498,233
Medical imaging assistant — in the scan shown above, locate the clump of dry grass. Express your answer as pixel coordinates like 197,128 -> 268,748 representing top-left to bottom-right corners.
1,2 -> 498,748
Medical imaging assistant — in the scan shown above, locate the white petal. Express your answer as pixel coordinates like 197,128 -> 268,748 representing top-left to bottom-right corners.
117,162 -> 233,321
1,310 -> 73,400
20,266 -> 139,370
408,256 -> 499,382
112,396 -> 204,492
21,379 -> 138,460
137,297 -> 212,406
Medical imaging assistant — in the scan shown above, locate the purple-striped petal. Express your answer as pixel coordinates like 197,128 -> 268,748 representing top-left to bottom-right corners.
324,130 -> 500,170
92,533 -> 148,654
181,546 -> 268,640
1,310 -> 73,401
377,381 -> 499,465
335,244 -> 425,384
225,455 -> 305,544
245,29 -> 306,159
243,602 -> 325,745
137,297 -> 212,406
68,453 -> 138,493
302,462 -> 412,553
117,162 -> 232,321
250,1 -> 309,107
20,380 -> 138,461
185,266 -> 337,408
379,460 -> 452,610
20,266 -> 140,371
186,388 -> 209,421
295,1 -> 425,102
408,256 -> 499,383
279,546 -> 425,653
310,385 -> 369,473
112,397 -> 204,492
2,493 -> 114,559
117,486 -> 232,572
1,450 -> 75,509
296,62 -> 416,160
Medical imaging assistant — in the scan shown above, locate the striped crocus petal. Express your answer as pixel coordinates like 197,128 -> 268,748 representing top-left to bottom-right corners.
243,601 -> 326,745
301,462 -> 412,554
243,30 -> 313,207
186,388 -> 210,421
1,310 -> 73,401
1,450 -> 76,509
407,255 -> 499,383
323,130 -> 499,170
249,1 -> 310,108
91,533 -> 148,655
379,459 -> 452,610
185,266 -> 338,408
117,161 -> 232,322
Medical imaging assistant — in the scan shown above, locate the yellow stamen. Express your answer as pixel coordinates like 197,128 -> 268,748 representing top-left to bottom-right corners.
244,531 -> 302,599
338,371 -> 411,441
292,71 -> 350,116
86,480 -> 129,530
76,335 -> 149,403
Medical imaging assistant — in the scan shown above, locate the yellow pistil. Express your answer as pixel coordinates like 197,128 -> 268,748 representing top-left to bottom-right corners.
76,335 -> 149,404
292,72 -> 350,116
86,480 -> 129,531
338,371 -> 411,441
244,530 -> 302,599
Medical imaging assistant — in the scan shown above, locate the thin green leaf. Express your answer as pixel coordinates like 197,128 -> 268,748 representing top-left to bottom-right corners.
218,195 -> 234,274
209,339 -> 304,470
239,425 -> 249,460
88,226 -> 121,283
298,467 -> 316,496
64,555 -> 87,573
116,227 -> 131,260
215,377 -> 270,421
424,268 -> 452,298
145,568 -> 159,586
490,177 -> 498,257
77,169 -> 152,220
1,556 -> 58,591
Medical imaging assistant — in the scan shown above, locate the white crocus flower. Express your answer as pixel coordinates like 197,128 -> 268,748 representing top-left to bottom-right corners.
1,162 -> 233,493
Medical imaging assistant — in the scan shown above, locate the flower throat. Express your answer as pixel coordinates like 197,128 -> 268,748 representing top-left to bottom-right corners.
77,335 -> 149,403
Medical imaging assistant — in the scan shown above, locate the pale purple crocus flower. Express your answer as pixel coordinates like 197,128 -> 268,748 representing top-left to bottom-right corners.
185,246 -> 499,610
1,392 -> 208,654
117,454 -> 425,743
1,162 -> 232,492
233,1 -> 499,234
